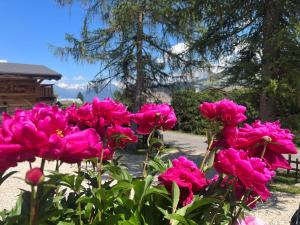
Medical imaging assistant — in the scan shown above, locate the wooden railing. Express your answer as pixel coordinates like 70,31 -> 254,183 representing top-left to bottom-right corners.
286,155 -> 300,182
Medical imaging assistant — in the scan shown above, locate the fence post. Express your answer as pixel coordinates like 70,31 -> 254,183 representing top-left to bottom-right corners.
287,155 -> 291,175
296,158 -> 299,183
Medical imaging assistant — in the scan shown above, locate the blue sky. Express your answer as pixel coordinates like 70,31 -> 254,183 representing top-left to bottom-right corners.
0,0 -> 102,88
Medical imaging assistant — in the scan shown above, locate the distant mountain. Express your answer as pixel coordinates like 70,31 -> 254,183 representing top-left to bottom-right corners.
54,84 -> 119,102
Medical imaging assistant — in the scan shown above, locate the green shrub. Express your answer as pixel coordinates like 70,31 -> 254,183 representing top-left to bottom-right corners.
171,89 -> 225,135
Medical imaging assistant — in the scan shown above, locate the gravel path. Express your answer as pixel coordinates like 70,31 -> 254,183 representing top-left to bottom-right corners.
253,192 -> 300,225
0,131 -> 299,225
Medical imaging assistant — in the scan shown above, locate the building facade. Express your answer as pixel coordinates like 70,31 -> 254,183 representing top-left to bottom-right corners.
0,62 -> 61,114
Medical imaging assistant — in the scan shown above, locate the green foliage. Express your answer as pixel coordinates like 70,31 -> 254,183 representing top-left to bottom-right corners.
171,89 -> 224,135
165,0 -> 300,121
54,0 -> 202,108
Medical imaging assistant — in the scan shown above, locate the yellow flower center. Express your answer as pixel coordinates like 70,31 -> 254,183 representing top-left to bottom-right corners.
56,129 -> 64,138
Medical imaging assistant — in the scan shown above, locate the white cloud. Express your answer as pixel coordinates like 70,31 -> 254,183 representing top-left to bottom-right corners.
111,80 -> 124,88
170,43 -> 188,55
56,82 -> 87,90
73,75 -> 85,81
0,59 -> 8,63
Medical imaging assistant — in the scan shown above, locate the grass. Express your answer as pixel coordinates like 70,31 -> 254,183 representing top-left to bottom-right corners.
270,184 -> 300,195
270,173 -> 300,194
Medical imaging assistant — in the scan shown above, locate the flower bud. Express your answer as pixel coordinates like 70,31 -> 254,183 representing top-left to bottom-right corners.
25,167 -> 44,186
262,136 -> 272,143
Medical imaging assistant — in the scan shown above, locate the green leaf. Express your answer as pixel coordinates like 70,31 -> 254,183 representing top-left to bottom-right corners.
104,164 -> 132,182
147,158 -> 168,173
172,182 -> 180,213
57,222 -> 75,225
0,171 -> 18,185
202,148 -> 217,171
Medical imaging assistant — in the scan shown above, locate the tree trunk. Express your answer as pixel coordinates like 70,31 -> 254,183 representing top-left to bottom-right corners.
259,0 -> 280,121
133,9 -> 144,112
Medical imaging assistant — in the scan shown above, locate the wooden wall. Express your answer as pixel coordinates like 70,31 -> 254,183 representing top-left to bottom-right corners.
0,77 -> 54,114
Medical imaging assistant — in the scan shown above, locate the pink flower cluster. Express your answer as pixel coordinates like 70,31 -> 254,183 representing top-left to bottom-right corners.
214,148 -> 274,203
199,99 -> 247,126
66,98 -> 136,152
158,156 -> 208,206
0,99 -> 177,172
199,99 -> 247,147
132,103 -> 177,134
236,120 -> 297,170
199,99 -> 297,170
0,104 -> 102,170
198,98 -> 297,207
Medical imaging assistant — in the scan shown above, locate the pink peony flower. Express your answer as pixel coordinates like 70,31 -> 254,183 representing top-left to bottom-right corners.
92,98 -> 131,126
158,156 -> 208,206
1,112 -> 47,162
59,128 -> 102,164
199,102 -> 217,119
106,126 -> 138,150
66,103 -> 97,129
133,103 -> 177,135
214,148 -> 274,201
25,167 -> 44,186
0,103 -> 108,170
30,104 -> 68,136
199,99 -> 247,126
100,147 -> 114,161
236,215 -> 267,225
237,120 -> 297,170
0,142 -> 22,172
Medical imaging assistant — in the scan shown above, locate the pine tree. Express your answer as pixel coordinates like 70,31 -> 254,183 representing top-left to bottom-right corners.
168,0 -> 300,120
54,0 -> 202,111
77,91 -> 84,102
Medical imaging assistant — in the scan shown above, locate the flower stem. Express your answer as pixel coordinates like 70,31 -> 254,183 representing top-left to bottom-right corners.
40,159 -> 45,172
55,160 -> 60,172
261,143 -> 268,159
31,158 -> 46,225
143,148 -> 151,178
231,189 -> 251,225
98,150 -> 104,189
77,165 -> 83,225
29,185 -> 37,225
143,129 -> 155,177
97,150 -> 105,223
200,131 -> 215,170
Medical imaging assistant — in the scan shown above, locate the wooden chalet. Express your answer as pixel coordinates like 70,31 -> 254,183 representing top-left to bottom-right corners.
0,62 -> 62,114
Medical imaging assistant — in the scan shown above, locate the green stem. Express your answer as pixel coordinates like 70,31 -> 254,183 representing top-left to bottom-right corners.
200,132 -> 215,170
143,148 -> 151,177
210,177 -> 233,225
143,129 -> 155,177
31,158 -> 46,225
231,189 -> 251,225
40,159 -> 45,172
78,202 -> 83,225
247,196 -> 261,207
97,150 -> 105,223
29,186 -> 37,225
55,160 -> 60,172
97,150 -> 105,189
77,165 -> 83,225
261,143 -> 268,158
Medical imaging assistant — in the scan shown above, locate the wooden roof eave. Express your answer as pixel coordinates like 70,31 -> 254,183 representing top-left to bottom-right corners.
0,73 -> 62,81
